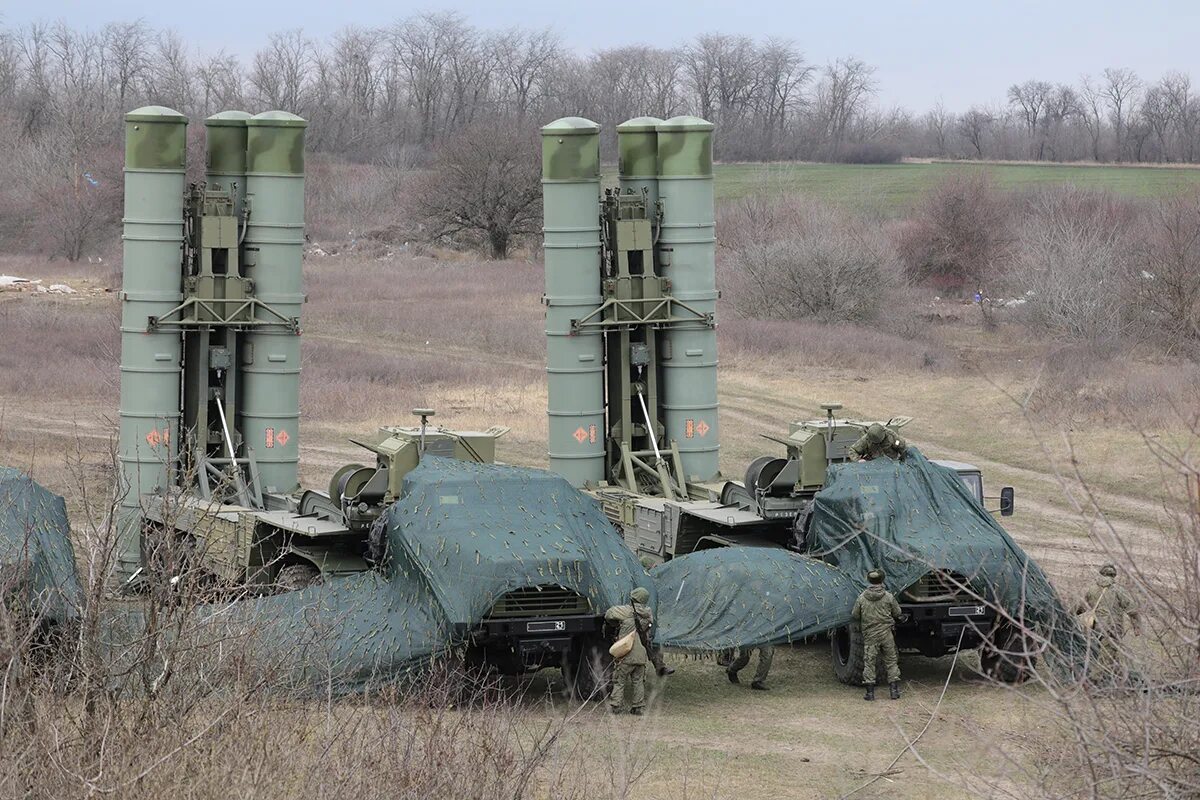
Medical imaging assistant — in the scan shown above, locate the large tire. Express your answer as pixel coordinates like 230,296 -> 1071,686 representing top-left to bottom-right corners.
980,623 -> 1036,684
831,624 -> 865,685
275,563 -> 321,593
564,637 -> 612,702
831,624 -> 886,685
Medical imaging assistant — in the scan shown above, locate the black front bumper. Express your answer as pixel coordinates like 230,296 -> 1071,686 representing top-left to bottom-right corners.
455,614 -> 603,674
896,601 -> 995,657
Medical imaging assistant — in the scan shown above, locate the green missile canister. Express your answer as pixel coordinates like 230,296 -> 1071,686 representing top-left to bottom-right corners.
205,110 -> 252,218
617,116 -> 664,208
241,111 -> 307,493
656,116 -> 719,482
117,105 -> 188,582
542,117 -> 605,487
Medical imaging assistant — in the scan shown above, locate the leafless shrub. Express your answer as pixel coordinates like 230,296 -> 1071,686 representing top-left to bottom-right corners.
1009,187 -> 1140,342
1129,192 -> 1200,355
409,120 -> 541,259
895,172 -> 1013,312
722,194 -> 908,326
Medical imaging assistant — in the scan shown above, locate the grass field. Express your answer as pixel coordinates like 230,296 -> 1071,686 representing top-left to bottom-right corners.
709,160 -> 1200,211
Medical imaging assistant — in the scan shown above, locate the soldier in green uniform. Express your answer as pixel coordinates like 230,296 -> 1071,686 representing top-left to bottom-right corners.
726,645 -> 775,690
853,569 -> 902,700
637,555 -> 674,676
849,423 -> 907,462
605,586 -> 654,715
1076,563 -> 1141,681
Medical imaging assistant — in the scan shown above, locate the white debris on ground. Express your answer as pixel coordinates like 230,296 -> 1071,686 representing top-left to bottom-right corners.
0,274 -> 103,296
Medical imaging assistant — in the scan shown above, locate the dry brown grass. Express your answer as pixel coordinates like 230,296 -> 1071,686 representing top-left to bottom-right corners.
3,245 -> 1200,799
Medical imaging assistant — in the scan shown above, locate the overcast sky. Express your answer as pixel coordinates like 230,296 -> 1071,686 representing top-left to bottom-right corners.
3,0 -> 1194,111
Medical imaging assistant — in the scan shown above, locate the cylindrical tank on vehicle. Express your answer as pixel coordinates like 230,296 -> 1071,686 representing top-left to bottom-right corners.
204,110 -> 251,217
617,117 -> 663,207
117,105 -> 188,581
656,116 -> 720,482
542,117 -> 605,487
240,110 -> 306,493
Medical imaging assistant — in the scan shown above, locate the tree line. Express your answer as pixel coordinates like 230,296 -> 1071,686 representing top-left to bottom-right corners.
2,13 -> 1196,165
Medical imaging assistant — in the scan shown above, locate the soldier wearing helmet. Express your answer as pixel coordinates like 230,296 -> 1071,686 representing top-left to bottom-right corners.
852,568 -> 903,700
849,423 -> 908,462
605,586 -> 655,715
1076,563 -> 1141,680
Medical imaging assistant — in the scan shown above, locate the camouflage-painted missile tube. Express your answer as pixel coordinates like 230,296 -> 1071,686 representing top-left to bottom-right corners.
241,111 -> 306,493
656,116 -> 720,482
542,117 -> 605,487
117,106 -> 188,582
205,110 -> 251,219
617,116 -> 663,208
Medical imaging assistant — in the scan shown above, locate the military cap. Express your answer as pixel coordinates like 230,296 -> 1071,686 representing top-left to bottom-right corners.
1099,564 -> 1117,577
630,586 -> 651,603
867,569 -> 885,584
867,424 -> 887,445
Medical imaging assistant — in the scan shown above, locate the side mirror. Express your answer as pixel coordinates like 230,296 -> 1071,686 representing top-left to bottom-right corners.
999,486 -> 1015,517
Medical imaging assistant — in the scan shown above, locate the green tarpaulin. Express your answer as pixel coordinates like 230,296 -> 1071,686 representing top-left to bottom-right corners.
200,457 -> 650,690
0,467 -> 82,625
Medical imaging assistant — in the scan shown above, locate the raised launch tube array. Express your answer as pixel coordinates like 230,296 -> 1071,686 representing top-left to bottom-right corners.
116,106 -> 306,583
542,115 -> 719,493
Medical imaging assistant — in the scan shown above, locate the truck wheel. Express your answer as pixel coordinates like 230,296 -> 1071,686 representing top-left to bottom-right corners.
980,623 -> 1036,684
275,564 -> 321,593
831,624 -> 883,685
564,637 -> 611,702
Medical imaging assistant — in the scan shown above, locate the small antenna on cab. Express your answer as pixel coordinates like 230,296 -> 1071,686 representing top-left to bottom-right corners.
413,408 -> 435,454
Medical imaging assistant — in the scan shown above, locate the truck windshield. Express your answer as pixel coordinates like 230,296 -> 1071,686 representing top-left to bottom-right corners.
958,472 -> 983,504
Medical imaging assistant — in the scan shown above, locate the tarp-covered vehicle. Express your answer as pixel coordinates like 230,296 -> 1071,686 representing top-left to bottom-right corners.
0,468 -> 82,639
653,450 -> 1082,683
181,457 -> 651,697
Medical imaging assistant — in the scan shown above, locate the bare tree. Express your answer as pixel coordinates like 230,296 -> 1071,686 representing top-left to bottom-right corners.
1078,75 -> 1106,161
1162,71 -> 1198,162
1102,67 -> 1141,162
958,107 -> 992,159
492,27 -> 559,121
410,120 -> 541,258
250,29 -> 314,113
1007,79 -> 1052,159
102,20 -> 152,109
814,57 -> 876,157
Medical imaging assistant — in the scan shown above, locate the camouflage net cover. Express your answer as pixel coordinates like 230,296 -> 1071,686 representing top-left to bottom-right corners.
654,450 -> 1084,674
0,467 -> 82,625
211,457 -> 650,690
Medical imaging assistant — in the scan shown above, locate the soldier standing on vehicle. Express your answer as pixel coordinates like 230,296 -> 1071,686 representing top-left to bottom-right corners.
849,423 -> 907,462
853,569 -> 903,700
1076,563 -> 1141,680
726,645 -> 775,690
605,586 -> 654,715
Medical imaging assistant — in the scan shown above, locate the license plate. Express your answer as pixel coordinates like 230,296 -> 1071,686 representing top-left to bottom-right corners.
526,620 -> 566,633
949,605 -> 987,617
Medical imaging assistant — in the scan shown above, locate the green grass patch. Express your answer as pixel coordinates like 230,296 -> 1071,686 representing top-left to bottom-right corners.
712,161 -> 1200,213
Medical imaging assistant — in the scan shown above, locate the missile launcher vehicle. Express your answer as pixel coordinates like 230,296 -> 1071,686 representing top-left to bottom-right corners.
540,114 -> 1028,677
113,107 -> 643,696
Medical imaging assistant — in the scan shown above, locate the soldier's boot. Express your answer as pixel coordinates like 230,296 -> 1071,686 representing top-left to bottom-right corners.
863,683 -> 875,701
889,681 -> 901,700
726,669 -> 740,684
750,681 -> 769,691
657,665 -> 675,676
